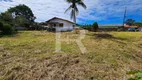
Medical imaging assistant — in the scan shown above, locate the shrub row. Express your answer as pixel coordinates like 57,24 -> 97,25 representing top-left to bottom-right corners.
0,21 -> 13,34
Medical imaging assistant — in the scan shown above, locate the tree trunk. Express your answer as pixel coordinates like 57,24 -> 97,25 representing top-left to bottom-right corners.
72,8 -> 79,34
73,8 -> 76,28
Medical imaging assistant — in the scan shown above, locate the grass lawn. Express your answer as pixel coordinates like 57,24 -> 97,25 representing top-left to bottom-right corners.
0,31 -> 142,80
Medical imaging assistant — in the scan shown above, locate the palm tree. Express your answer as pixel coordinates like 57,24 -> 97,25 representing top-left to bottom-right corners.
65,0 -> 87,27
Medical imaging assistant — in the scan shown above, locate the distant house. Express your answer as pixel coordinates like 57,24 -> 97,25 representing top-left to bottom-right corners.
124,24 -> 142,31
124,24 -> 138,28
45,17 -> 75,31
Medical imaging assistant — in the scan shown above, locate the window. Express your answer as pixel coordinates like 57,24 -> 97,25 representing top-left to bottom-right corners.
51,24 -> 56,27
73,25 -> 75,27
54,24 -> 56,27
59,23 -> 63,27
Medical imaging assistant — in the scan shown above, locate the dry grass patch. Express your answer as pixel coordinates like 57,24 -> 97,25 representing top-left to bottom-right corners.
0,31 -> 142,80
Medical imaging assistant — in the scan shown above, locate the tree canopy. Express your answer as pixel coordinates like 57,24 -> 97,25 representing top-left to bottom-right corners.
125,19 -> 142,27
0,12 -> 13,25
65,0 -> 87,24
0,4 -> 36,34
0,4 -> 36,28
134,22 -> 142,27
8,4 -> 36,22
79,22 -> 99,32
125,19 -> 135,26
92,22 -> 99,32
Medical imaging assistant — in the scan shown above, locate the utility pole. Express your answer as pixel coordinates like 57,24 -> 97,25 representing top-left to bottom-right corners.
122,7 -> 127,27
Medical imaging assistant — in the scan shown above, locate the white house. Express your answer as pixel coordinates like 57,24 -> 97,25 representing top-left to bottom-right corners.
45,17 -> 75,31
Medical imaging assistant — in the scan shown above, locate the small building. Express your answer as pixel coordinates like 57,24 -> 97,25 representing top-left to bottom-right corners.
45,17 -> 75,31
124,24 -> 138,28
124,24 -> 142,31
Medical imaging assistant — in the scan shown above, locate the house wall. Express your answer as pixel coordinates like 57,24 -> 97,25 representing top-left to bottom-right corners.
139,27 -> 142,31
48,18 -> 74,31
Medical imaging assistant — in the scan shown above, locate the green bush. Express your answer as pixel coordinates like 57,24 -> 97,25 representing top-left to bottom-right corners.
1,23 -> 13,34
127,71 -> 142,80
92,22 -> 99,32
0,22 -> 3,31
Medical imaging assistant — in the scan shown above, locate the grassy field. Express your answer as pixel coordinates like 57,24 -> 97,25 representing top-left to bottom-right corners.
0,31 -> 142,80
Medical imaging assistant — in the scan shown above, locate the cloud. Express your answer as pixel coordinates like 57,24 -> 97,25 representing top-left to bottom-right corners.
0,0 -> 142,24
0,0 -> 12,2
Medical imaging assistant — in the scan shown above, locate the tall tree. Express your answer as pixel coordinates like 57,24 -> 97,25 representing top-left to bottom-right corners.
7,4 -> 36,28
65,0 -> 87,27
134,22 -> 142,27
92,22 -> 98,32
125,19 -> 135,26
0,12 -> 13,25
0,21 -> 3,31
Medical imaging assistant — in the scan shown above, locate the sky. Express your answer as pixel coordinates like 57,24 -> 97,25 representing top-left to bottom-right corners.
0,0 -> 142,25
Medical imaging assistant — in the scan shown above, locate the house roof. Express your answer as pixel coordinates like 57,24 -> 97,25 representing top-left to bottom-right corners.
46,17 -> 74,24
124,24 -> 138,28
